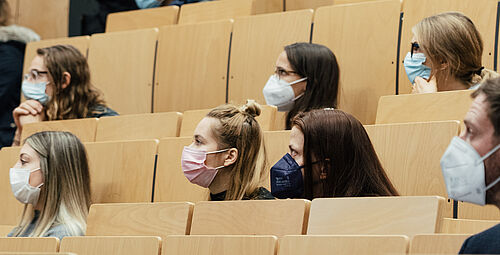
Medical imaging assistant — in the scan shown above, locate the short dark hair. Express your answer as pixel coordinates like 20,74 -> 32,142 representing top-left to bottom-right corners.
473,77 -> 500,137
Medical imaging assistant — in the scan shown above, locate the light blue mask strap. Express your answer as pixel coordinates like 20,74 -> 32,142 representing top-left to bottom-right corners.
480,143 -> 500,162
289,77 -> 307,86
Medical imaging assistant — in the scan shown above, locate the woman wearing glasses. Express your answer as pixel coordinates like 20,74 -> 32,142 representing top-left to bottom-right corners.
11,45 -> 117,146
405,12 -> 498,94
262,42 -> 340,129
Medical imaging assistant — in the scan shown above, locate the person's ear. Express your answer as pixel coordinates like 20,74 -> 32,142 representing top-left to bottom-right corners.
223,148 -> 238,167
61,72 -> 71,90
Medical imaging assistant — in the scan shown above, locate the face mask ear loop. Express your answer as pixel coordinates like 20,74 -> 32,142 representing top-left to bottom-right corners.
206,148 -> 231,155
288,77 -> 308,86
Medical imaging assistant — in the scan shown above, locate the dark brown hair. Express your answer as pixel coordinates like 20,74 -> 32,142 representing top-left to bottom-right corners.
0,0 -> 11,26
285,43 -> 339,129
473,77 -> 500,136
292,109 -> 399,199
37,45 -> 107,120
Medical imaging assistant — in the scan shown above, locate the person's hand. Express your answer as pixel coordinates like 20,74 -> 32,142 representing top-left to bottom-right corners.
412,76 -> 437,94
13,100 -> 44,131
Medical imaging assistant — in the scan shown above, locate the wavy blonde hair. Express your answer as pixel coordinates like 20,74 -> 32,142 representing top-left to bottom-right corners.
37,45 -> 108,120
207,100 -> 268,200
413,12 -> 499,88
11,131 -> 91,237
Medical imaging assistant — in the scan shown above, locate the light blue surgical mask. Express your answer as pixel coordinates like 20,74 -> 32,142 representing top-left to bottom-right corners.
22,80 -> 49,105
135,0 -> 162,9
403,52 -> 431,84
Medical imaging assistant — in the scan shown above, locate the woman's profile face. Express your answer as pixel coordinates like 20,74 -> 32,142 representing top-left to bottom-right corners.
275,51 -> 307,96
189,117 -> 227,168
13,143 -> 44,187
28,55 -> 54,98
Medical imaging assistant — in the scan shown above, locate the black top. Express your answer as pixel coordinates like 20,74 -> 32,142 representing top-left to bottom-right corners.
210,187 -> 275,201
459,223 -> 500,254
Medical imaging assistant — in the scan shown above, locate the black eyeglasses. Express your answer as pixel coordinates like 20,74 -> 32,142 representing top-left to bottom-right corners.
410,42 -> 420,58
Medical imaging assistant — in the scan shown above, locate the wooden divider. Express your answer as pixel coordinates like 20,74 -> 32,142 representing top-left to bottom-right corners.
106,5 -> 179,32
0,237 -> 59,253
163,235 -> 277,255
0,147 -> 23,225
440,218 -> 500,234
17,0 -> 69,39
178,0 -> 255,24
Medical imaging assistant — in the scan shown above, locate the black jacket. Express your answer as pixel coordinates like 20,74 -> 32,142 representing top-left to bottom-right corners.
460,223 -> 500,254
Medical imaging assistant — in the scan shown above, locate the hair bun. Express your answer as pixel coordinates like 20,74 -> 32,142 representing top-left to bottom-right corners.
240,99 -> 261,118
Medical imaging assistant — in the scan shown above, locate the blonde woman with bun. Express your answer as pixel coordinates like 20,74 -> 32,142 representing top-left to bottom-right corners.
405,12 -> 499,93
181,100 -> 274,201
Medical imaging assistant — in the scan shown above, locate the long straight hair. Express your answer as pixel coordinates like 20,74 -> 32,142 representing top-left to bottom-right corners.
207,100 -> 268,200
285,43 -> 340,129
292,109 -> 399,200
11,131 -> 91,237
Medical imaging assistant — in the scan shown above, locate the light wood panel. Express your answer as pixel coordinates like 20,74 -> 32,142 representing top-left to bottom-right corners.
6,0 -> 18,23
285,0 -> 334,10
410,234 -> 470,254
154,137 -> 210,202
17,0 -> 69,39
0,237 -> 58,253
179,105 -> 278,137
307,196 -> 445,237
88,28 -> 158,115
458,202 -> 500,220
178,0 -> 254,24
23,36 -> 90,75
60,236 -> 161,255
398,0 -> 498,94
153,20 -> 232,113
440,218 -> 500,234
254,0 -> 283,14
0,225 -> 16,237
20,118 -> 98,143
364,121 -> 460,217
228,10 -> 313,105
279,235 -> 409,255
313,0 -> 400,124
0,253 -> 75,255
0,147 -> 23,225
85,139 -> 158,203
95,112 -> 182,141
263,130 -> 291,190
190,199 -> 310,236
106,5 -> 179,32
376,90 -> 474,124
86,202 -> 193,239
163,235 -> 277,255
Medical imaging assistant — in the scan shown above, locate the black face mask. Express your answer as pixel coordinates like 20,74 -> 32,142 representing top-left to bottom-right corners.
270,153 -> 304,199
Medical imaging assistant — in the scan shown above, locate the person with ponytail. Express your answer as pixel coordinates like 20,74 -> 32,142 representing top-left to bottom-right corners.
181,100 -> 274,201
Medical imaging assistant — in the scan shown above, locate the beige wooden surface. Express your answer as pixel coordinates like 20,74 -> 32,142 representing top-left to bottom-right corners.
106,5 -> 179,32
398,0 -> 498,94
20,118 -> 98,144
178,0 -> 254,24
190,199 -> 310,236
228,10 -> 313,105
285,0 -> 334,10
364,121 -> 460,217
458,203 -> 500,220
307,196 -> 445,237
153,20 -> 232,113
154,137 -> 210,202
17,0 -> 68,39
23,36 -> 90,75
313,0 -> 400,124
0,225 -> 16,237
95,112 -> 182,141
6,0 -> 18,23
86,202 -> 193,239
0,253 -> 75,255
85,139 -> 158,203
179,105 -> 278,137
376,90 -> 473,124
254,0 -> 283,14
88,29 -> 158,115
163,235 -> 277,255
0,238 -> 58,253
60,236 -> 161,255
410,234 -> 470,254
0,147 -> 23,225
440,218 -> 500,234
279,235 -> 409,255
262,130 -> 291,190
273,111 -> 287,130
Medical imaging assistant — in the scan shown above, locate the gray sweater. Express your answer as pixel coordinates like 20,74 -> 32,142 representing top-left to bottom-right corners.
7,210 -> 79,240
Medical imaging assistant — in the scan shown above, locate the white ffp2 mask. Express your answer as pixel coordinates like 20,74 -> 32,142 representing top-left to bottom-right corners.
262,74 -> 307,112
10,168 -> 43,206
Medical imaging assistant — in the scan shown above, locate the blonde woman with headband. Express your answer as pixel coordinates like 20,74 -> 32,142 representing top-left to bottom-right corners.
404,12 -> 499,93
181,100 -> 274,200
8,131 -> 91,239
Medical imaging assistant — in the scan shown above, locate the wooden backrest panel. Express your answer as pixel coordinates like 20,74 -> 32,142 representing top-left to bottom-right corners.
440,218 -> 500,234
0,147 -> 23,225
88,29 -> 158,114
312,0 -> 401,124
163,235 -> 277,255
17,0 -> 69,39
60,236 -> 161,255
21,118 -> 98,143
85,139 -> 158,203
0,238 -> 58,252
458,203 -> 500,220
190,199 -> 310,236
106,6 -> 179,32
307,196 -> 445,237
153,20 -> 233,113
228,10 -> 313,105
398,0 -> 498,94
178,0 -> 254,24
86,202 -> 193,239
95,112 -> 182,141
410,234 -> 471,254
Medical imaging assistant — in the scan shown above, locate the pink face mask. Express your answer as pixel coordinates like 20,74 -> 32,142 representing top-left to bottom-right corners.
181,146 -> 229,188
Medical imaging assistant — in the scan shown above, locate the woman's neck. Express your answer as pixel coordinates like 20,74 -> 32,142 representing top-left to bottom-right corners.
208,168 -> 231,194
437,75 -> 468,91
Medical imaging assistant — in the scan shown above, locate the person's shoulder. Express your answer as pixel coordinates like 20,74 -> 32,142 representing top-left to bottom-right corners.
88,104 -> 119,118
459,224 -> 500,254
